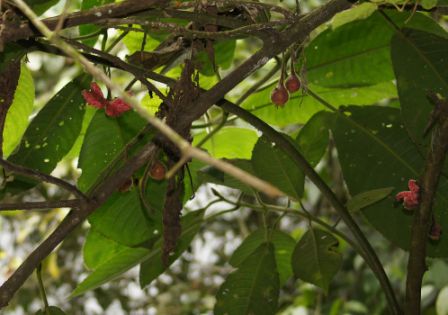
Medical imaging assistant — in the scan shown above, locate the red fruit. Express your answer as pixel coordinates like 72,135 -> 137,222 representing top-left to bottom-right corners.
285,74 -> 301,93
271,84 -> 289,107
150,161 -> 166,181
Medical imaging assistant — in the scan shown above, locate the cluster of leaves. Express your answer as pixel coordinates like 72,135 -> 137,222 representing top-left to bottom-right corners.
2,0 -> 448,314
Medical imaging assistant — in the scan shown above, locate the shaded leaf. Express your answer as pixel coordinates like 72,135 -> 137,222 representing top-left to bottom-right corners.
139,210 -> 204,287
291,228 -> 342,293
347,187 -> 394,212
73,210 -> 204,296
296,111 -> 335,167
252,136 -> 304,199
391,28 -> 448,151
35,306 -> 66,315
332,105 -> 448,256
230,229 -> 295,285
195,40 -> 236,76
306,10 -> 446,87
214,243 -> 279,315
198,159 -> 254,194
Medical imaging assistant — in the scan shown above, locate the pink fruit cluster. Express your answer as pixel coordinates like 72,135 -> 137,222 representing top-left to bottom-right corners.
82,82 -> 132,117
395,179 -> 420,210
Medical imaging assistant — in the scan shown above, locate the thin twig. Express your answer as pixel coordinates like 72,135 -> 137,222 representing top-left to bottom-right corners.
0,199 -> 81,211
0,159 -> 88,201
405,94 -> 448,315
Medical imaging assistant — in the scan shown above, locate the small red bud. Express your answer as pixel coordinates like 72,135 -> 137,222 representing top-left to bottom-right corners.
150,161 -> 166,181
285,74 -> 301,93
118,177 -> 133,192
429,221 -> 442,241
271,84 -> 289,107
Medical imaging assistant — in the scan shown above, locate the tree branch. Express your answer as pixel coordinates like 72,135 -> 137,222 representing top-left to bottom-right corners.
0,199 -> 81,211
1,0 -> 168,46
0,158 -> 88,201
405,94 -> 448,314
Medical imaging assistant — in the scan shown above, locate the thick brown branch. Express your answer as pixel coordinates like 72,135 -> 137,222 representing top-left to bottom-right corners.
0,158 -> 87,201
405,95 -> 448,314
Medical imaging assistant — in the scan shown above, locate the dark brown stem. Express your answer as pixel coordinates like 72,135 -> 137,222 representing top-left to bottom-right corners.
405,95 -> 448,314
0,158 -> 87,201
0,199 -> 81,211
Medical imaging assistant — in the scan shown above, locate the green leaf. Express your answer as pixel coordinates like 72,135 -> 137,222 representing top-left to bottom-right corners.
83,228 -> 129,270
28,0 -> 59,15
252,136 -> 304,199
331,2 -> 378,29
78,110 -> 155,246
332,105 -> 448,256
296,111 -> 335,167
88,190 -> 156,246
193,127 -> 259,159
291,228 -> 342,293
139,209 -> 204,287
198,159 -> 254,194
123,28 -> 166,55
230,229 -> 296,285
3,64 -> 34,157
391,29 -> 448,152
306,11 -> 446,87
6,76 -> 89,193
346,187 -> 394,212
79,0 -> 114,46
35,306 -> 67,315
242,81 -> 396,127
195,39 -> 236,76
78,110 -> 147,191
73,210 -> 204,296
214,243 -> 279,315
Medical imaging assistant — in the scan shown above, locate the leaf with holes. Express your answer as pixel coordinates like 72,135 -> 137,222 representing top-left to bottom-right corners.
215,243 -> 279,315
79,110 -> 156,246
291,228 -> 342,293
230,229 -> 295,285
252,136 -> 304,199
5,75 -> 89,194
333,105 -> 448,256
347,187 -> 394,212
73,210 -> 204,296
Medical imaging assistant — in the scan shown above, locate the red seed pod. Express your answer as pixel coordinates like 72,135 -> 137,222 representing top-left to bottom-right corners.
285,74 -> 301,93
271,84 -> 289,107
429,221 -> 442,241
150,161 -> 166,181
